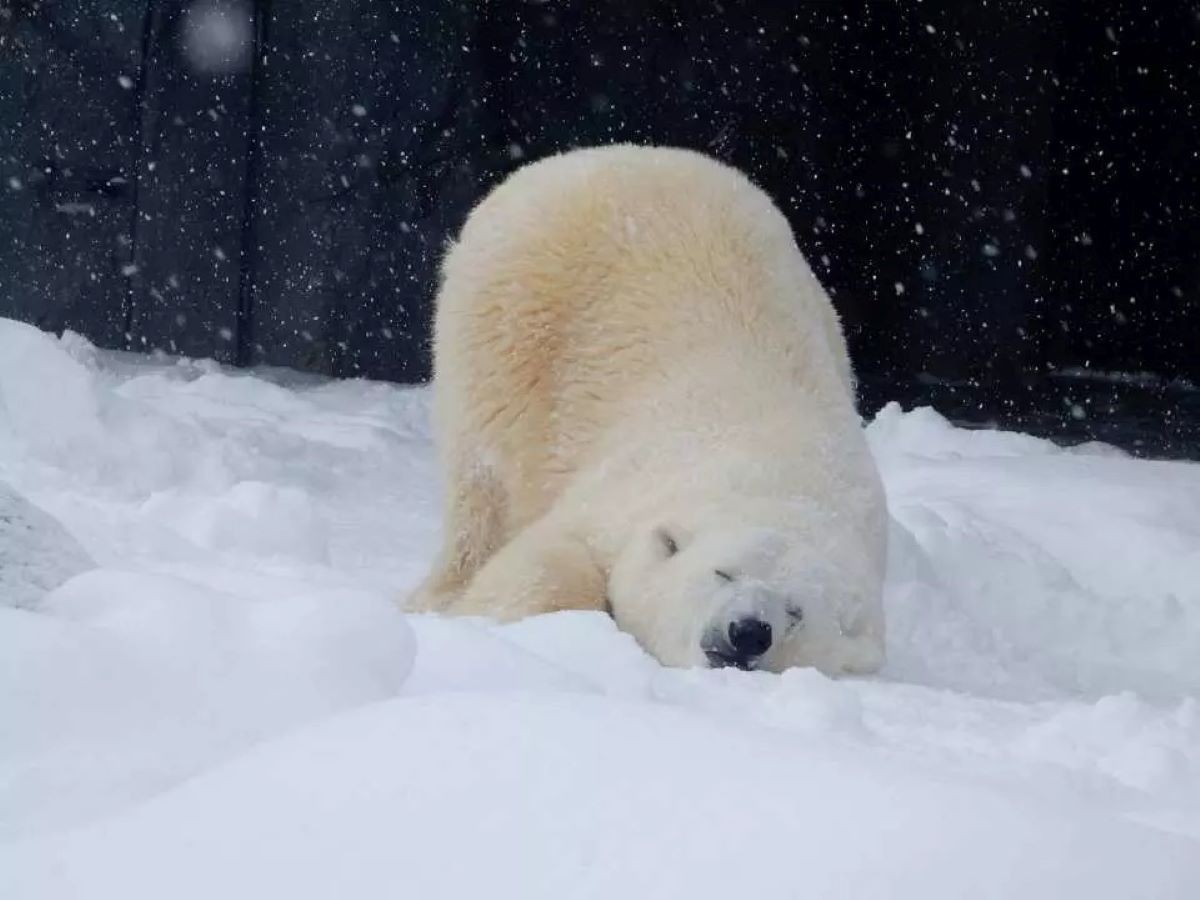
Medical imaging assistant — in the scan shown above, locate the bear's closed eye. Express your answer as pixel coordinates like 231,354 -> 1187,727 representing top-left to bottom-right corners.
656,529 -> 679,557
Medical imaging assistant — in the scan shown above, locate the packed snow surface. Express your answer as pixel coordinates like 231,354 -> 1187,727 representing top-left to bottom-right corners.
2,317 -> 1199,898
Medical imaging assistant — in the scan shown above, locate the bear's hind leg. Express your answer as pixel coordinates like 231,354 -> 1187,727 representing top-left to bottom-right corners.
407,454 -> 508,612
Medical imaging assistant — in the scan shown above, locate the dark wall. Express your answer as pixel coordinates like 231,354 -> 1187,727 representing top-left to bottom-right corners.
2,1 -> 1198,451
0,0 -> 487,381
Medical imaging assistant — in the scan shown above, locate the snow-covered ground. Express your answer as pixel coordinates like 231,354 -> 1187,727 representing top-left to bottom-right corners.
2,316 -> 1199,898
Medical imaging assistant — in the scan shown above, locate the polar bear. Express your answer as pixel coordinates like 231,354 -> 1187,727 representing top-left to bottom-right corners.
409,145 -> 887,675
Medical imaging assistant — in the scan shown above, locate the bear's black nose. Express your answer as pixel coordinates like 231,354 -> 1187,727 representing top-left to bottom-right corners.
727,617 -> 772,660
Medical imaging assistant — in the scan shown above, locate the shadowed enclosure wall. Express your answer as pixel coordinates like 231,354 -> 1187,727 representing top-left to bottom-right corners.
1,1 -> 1197,451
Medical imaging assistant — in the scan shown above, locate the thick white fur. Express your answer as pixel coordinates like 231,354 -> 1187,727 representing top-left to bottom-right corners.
409,145 -> 887,675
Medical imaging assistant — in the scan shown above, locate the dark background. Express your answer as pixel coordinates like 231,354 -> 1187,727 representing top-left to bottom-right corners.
2,1 -> 1198,456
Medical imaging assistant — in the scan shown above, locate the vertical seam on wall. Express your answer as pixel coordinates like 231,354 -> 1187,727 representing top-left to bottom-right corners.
235,0 -> 269,367
123,0 -> 160,348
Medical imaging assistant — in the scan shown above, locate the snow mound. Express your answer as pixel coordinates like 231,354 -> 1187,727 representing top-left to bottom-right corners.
870,402 -> 1200,700
141,480 -> 331,562
0,319 -> 104,462
4,694 -> 1197,900
0,482 -> 94,609
1,570 -> 414,838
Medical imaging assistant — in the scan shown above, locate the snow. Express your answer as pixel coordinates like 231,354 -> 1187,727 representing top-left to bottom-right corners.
1,317 -> 1199,898
0,483 -> 93,610
6,694 -> 1199,900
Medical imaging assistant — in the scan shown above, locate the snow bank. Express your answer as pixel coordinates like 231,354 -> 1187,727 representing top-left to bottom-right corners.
870,402 -> 1200,700
0,482 -> 94,609
1,571 -> 414,838
0,319 -> 436,586
0,319 -> 104,462
4,694 -> 1198,900
2,319 -> 1198,897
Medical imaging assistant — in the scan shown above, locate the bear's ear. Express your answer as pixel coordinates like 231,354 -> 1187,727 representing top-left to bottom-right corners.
654,527 -> 680,559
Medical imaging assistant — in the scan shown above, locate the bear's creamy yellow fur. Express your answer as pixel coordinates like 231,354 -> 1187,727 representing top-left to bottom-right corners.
410,145 -> 887,674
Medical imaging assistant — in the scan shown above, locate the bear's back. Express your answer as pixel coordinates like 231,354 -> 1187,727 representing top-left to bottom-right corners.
432,145 -> 852,528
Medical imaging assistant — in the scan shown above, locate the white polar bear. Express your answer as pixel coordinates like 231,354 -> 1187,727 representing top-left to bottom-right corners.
409,144 -> 887,675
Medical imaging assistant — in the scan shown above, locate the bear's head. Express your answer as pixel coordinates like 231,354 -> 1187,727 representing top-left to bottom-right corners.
606,508 -> 884,675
